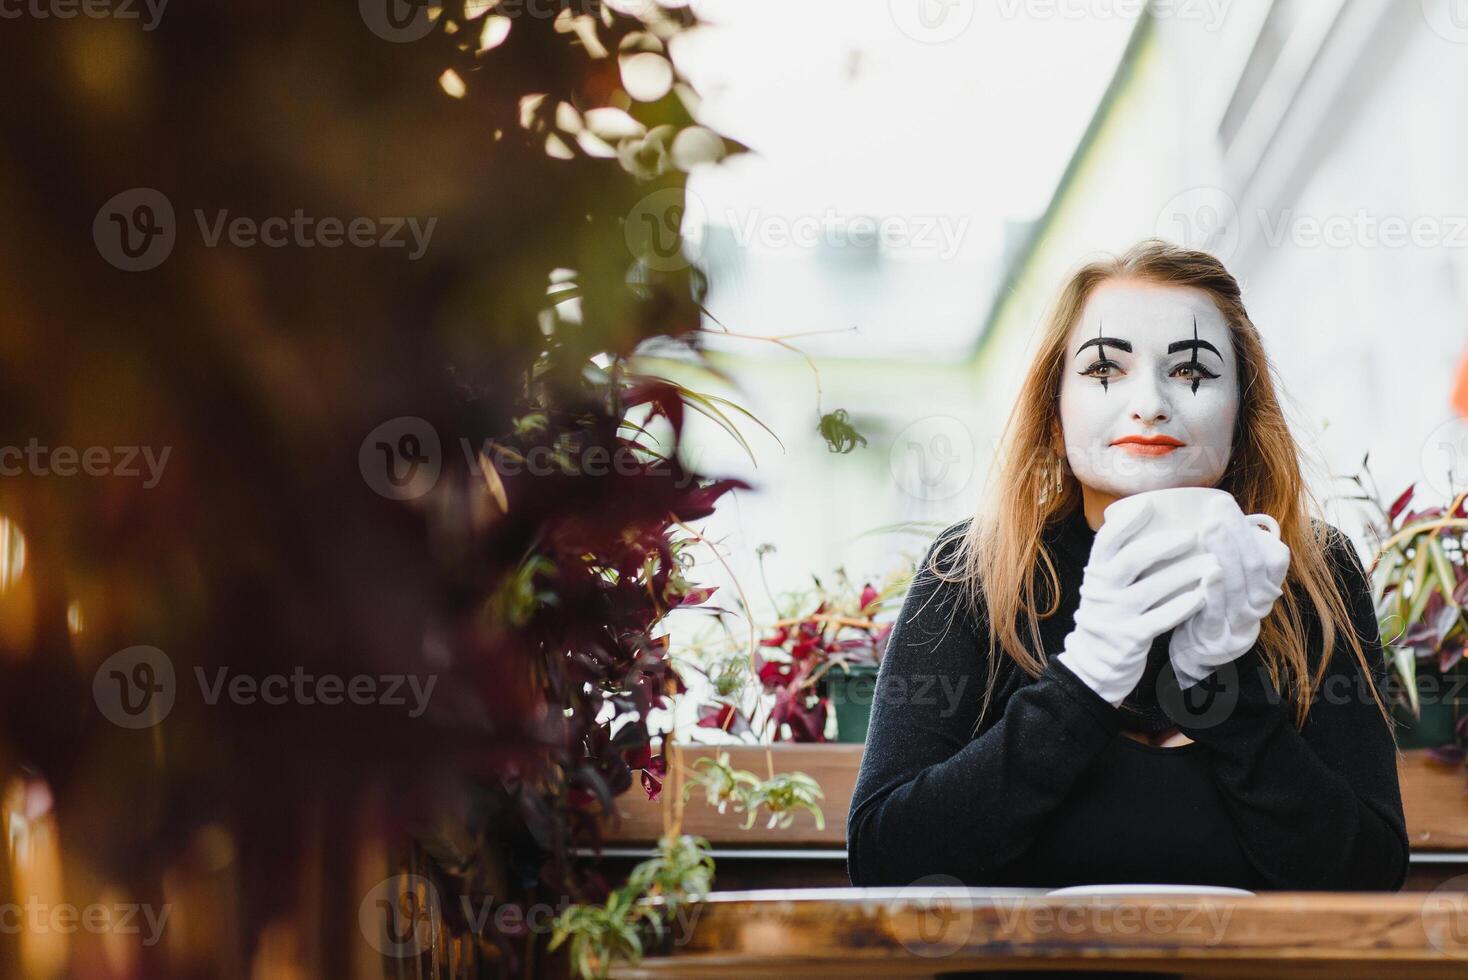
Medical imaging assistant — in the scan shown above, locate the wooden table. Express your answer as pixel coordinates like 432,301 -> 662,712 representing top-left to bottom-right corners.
608,887 -> 1468,978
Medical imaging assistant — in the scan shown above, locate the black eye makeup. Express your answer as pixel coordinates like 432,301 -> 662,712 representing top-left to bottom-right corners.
1074,318 -> 1221,393
1074,323 -> 1130,393
1166,316 -> 1225,395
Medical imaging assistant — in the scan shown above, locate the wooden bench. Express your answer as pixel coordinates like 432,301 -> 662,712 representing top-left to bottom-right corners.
597,744 -> 1468,890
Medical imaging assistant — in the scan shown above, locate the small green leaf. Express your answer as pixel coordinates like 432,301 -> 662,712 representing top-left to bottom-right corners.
1407,556 -> 1438,626
818,408 -> 867,454
1428,536 -> 1459,608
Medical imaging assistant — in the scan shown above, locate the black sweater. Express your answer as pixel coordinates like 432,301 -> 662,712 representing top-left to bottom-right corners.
846,502 -> 1409,892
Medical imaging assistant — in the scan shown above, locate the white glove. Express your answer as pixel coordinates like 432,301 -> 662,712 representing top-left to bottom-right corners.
1056,499 -> 1220,707
1168,497 -> 1291,690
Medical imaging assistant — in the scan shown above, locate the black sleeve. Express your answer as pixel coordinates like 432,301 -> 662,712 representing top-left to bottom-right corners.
846,521 -> 1127,886
1164,523 -> 1409,891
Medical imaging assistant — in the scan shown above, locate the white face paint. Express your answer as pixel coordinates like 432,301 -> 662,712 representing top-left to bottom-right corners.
1057,279 -> 1240,500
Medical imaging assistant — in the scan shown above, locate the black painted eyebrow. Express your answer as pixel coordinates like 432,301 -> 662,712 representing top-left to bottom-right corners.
1167,338 -> 1223,360
1075,336 -> 1131,358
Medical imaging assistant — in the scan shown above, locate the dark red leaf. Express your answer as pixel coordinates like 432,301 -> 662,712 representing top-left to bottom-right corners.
1441,640 -> 1465,674
678,586 -> 718,607
760,627 -> 789,647
623,379 -> 686,434
770,688 -> 828,743
757,658 -> 795,690
791,638 -> 820,661
695,701 -> 750,736
624,743 -> 653,770
1388,484 -> 1415,522
671,477 -> 752,522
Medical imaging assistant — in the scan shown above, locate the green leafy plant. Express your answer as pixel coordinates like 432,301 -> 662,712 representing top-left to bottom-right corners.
549,743 -> 826,979
679,751 -> 825,831
548,834 -> 715,980
682,750 -> 761,816
738,770 -> 826,831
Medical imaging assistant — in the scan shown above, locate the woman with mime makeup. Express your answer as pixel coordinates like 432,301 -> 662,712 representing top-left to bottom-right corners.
846,241 -> 1407,918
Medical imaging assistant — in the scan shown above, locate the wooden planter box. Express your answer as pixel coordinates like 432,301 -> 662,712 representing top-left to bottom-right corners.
601,743 -> 1468,851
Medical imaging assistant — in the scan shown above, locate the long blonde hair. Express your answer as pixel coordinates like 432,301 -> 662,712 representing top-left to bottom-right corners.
932,239 -> 1393,740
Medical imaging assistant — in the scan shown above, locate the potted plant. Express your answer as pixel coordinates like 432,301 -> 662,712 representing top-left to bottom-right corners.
1349,462 -> 1468,758
677,537 -> 943,744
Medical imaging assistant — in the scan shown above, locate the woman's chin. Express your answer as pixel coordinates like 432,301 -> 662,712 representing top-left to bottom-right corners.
1095,476 -> 1210,498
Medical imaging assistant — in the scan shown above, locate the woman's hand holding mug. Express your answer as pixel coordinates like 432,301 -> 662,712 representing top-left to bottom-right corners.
1056,498 -> 1220,707
1167,493 -> 1291,690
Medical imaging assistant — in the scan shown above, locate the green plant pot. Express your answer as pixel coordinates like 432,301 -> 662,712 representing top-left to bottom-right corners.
1392,663 -> 1467,750
828,663 -> 880,744
1393,698 -> 1460,749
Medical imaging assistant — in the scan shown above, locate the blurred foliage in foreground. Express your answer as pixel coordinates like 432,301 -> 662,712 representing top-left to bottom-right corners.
0,1 -> 768,976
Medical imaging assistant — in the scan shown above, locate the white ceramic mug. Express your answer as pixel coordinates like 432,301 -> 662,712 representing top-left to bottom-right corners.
1106,486 -> 1279,540
1102,487 -> 1279,598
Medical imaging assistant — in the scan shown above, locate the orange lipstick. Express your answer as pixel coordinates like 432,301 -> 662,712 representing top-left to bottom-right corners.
1111,434 -> 1185,457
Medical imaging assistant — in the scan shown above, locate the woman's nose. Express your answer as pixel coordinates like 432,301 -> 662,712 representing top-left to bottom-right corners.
1128,372 -> 1171,424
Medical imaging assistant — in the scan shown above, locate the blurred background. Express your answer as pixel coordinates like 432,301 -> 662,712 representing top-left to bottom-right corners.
651,0 -> 1468,734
